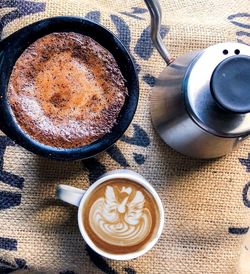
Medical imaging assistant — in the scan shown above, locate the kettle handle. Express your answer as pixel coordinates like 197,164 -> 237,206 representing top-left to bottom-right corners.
144,0 -> 174,65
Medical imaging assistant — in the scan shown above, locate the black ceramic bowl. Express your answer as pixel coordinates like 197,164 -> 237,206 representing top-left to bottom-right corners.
0,17 -> 139,160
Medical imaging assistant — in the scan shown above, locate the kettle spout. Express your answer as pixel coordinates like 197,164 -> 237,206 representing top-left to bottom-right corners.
144,0 -> 174,65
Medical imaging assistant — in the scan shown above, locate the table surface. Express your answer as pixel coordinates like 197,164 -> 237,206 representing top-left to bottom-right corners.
0,0 -> 250,273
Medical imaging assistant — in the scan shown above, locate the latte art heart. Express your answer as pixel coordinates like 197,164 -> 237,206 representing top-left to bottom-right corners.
89,185 -> 152,246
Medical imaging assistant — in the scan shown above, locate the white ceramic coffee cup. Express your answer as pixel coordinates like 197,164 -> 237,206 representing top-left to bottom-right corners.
56,169 -> 164,260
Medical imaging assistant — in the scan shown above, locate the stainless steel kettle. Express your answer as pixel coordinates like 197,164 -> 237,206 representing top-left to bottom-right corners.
144,0 -> 250,159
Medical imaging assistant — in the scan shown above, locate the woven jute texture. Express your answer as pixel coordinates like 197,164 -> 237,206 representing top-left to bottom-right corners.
0,0 -> 250,273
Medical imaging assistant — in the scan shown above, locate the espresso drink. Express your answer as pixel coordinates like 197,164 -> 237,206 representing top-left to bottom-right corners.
8,32 -> 127,148
83,179 -> 160,254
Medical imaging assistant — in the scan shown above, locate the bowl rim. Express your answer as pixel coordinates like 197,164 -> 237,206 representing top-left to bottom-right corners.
0,16 -> 139,160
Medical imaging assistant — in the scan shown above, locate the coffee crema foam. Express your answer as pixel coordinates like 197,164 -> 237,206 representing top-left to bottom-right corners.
83,179 -> 160,254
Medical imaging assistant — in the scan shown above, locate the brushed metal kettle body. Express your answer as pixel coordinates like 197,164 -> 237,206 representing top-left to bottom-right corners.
145,0 -> 250,159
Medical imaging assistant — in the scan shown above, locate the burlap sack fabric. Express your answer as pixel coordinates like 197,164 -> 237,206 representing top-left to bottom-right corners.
0,0 -> 250,273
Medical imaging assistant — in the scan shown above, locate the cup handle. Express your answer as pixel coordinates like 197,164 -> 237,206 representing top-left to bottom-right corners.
56,185 -> 86,207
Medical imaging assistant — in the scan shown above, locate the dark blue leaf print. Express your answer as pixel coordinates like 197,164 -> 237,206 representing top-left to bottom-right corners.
124,267 -> 137,274
82,125 -> 150,181
111,15 -> 131,50
239,154 -> 250,172
133,153 -> 146,165
0,137 -> 23,267
228,13 -> 250,20
228,13 -> 250,45
236,31 -> 250,37
242,181 -> 250,208
236,31 -> 250,45
120,7 -> 147,20
135,25 -> 169,60
228,227 -> 249,235
142,74 -> 157,87
0,257 -> 28,273
110,14 -> 142,72
0,191 -> 21,210
228,13 -> 250,29
121,124 -> 150,147
133,61 -> 141,73
82,158 -> 107,184
107,145 -> 130,167
0,136 -> 14,148
0,171 -> 24,190
0,0 -> 46,38
0,136 -> 24,189
85,11 -> 100,24
131,7 -> 148,14
15,258 -> 28,269
0,137 -> 15,165
231,155 -> 250,236
238,39 -> 249,45
85,245 -> 118,274
0,237 -> 17,251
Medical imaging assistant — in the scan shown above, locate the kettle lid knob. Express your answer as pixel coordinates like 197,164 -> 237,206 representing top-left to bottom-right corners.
211,55 -> 250,114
